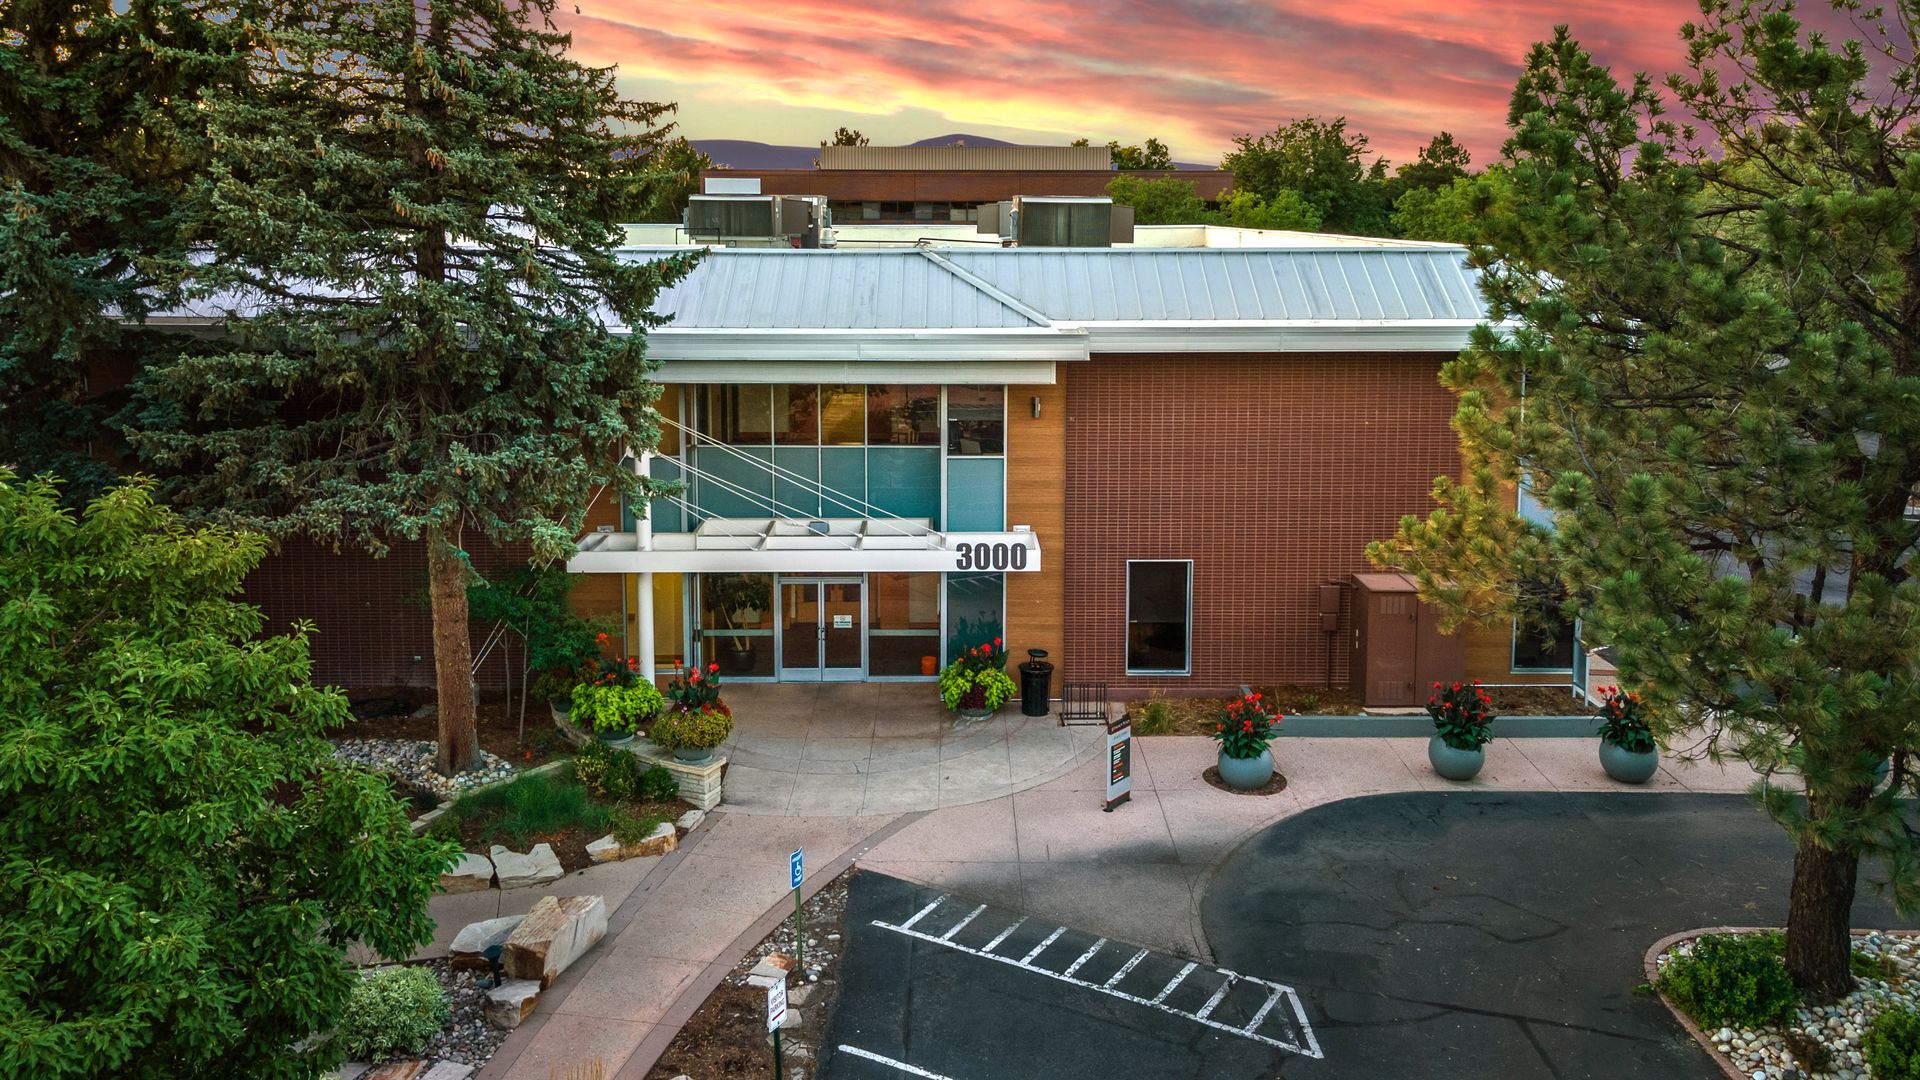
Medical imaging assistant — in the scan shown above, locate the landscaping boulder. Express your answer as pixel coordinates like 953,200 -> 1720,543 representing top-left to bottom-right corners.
504,894 -> 607,988
438,852 -> 493,893
584,822 -> 677,863
484,980 -> 542,1030
448,914 -> 526,972
746,953 -> 796,989
676,809 -> 705,831
489,843 -> 562,888
361,1062 -> 427,1080
420,1065 -> 474,1080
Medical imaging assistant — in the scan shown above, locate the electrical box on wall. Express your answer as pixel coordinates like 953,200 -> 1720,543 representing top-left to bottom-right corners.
1347,573 -> 1464,708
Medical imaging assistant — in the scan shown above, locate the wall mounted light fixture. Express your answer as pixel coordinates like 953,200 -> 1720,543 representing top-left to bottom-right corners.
1031,395 -> 1043,419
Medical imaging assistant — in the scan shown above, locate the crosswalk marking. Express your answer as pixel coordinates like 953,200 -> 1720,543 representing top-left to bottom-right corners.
871,893 -> 1322,1060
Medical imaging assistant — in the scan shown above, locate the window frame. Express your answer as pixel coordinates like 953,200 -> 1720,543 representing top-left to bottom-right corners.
1124,559 -> 1194,676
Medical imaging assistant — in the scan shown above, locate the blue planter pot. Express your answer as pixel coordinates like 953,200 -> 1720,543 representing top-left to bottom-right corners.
595,729 -> 635,748
1427,735 -> 1485,781
1217,749 -> 1274,791
672,746 -> 716,764
1598,741 -> 1659,784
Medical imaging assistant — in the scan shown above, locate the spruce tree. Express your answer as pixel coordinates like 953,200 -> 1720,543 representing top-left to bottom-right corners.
1373,11 -> 1920,997
125,0 -> 695,774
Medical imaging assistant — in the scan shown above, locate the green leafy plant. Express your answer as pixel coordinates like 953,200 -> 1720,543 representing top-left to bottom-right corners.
1867,1007 -> 1920,1080
332,966 -> 450,1061
611,810 -> 669,846
1427,680 -> 1495,751
453,771 -> 610,847
570,681 -> 664,737
1657,933 -> 1800,1029
650,705 -> 734,752
640,765 -> 680,802
1135,695 -> 1176,735
665,661 -> 726,711
0,475 -> 452,1076
1210,692 -> 1282,759
1594,686 -> 1655,753
939,642 -> 1017,712
425,811 -> 463,844
572,741 -> 641,800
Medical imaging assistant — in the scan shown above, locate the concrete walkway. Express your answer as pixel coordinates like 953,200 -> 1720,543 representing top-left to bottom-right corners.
459,732 -> 1763,1079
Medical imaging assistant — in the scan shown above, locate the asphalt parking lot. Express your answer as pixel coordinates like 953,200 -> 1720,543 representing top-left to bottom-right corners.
821,792 -> 1918,1079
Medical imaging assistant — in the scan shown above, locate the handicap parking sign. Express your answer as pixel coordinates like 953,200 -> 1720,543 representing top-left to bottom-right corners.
790,848 -> 804,890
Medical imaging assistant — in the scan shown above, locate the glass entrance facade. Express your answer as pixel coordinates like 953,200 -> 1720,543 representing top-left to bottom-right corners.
672,571 -> 1001,681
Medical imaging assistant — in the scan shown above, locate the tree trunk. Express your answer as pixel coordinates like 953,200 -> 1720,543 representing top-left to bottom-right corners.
426,527 -> 480,776
1784,832 -> 1859,1000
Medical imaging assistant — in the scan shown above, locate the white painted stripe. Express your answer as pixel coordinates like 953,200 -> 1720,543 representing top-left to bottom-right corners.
982,916 -> 1026,953
870,915 -> 1319,1059
1103,949 -> 1150,988
899,897 -> 943,931
835,1044 -> 956,1079
1153,962 -> 1197,1004
1062,938 -> 1106,977
1194,971 -> 1239,1021
1020,926 -> 1066,964
941,904 -> 987,941
1243,985 -> 1285,1034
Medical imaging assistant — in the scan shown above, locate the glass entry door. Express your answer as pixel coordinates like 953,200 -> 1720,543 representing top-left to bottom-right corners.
778,577 -> 865,681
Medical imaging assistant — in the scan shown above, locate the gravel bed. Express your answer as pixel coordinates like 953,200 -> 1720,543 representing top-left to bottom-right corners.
332,738 -> 518,801
357,958 -> 511,1072
1656,932 -> 1918,1080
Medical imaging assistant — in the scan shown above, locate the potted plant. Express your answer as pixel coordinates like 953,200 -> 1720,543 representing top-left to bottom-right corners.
1595,685 -> 1659,783
704,576 -> 772,674
1210,691 -> 1281,790
654,662 -> 732,763
569,680 -> 663,748
1427,680 -> 1494,780
938,638 -> 1016,722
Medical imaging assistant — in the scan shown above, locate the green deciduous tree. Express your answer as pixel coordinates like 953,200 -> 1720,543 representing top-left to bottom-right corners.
0,473 -> 451,1077
829,126 -> 869,146
1390,167 -> 1515,244
123,0 -> 696,774
0,0 -> 225,503
1218,188 -> 1322,231
1109,137 -> 1173,171
1222,116 -> 1392,234
1395,131 -> 1473,192
1371,12 -> 1920,997
1105,175 -> 1214,224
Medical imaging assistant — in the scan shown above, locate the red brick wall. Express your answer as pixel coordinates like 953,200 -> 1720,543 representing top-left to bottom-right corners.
1063,353 -> 1462,692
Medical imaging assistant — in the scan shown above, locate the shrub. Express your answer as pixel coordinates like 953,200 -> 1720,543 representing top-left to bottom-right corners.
1656,933 -> 1799,1029
425,811 -> 462,844
573,741 -> 640,800
1428,680 -> 1495,751
640,764 -> 680,802
332,966 -> 449,1061
1135,696 -> 1175,735
570,681 -> 663,736
611,810 -> 668,846
454,771 -> 610,847
651,705 -> 734,751
1867,1007 -> 1920,1080
938,651 -> 1017,712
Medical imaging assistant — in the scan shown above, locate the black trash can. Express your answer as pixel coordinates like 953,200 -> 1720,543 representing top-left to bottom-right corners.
1020,649 -> 1054,717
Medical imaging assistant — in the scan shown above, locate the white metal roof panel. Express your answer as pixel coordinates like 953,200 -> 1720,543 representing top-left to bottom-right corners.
637,249 -> 1045,330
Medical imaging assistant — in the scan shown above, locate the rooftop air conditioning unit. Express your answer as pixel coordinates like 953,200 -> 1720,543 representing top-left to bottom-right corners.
1001,195 -> 1133,247
685,193 -> 835,248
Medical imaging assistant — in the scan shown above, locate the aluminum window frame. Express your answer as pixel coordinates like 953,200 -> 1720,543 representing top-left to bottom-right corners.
1124,559 -> 1194,676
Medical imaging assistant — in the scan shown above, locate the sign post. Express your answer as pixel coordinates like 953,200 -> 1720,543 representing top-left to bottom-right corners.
789,847 -> 805,972
1103,711 -> 1132,812
767,976 -> 787,1076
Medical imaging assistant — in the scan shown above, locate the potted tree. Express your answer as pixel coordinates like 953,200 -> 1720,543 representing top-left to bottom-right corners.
1427,680 -> 1494,780
653,662 -> 733,763
1210,691 -> 1282,790
1595,685 -> 1659,783
704,576 -> 772,674
938,639 -> 1016,723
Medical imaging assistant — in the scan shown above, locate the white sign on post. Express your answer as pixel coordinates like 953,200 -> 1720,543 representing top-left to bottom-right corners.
766,977 -> 787,1033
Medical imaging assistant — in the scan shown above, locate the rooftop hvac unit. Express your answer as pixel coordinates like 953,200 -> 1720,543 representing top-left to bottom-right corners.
685,194 -> 834,248
981,196 -> 1133,247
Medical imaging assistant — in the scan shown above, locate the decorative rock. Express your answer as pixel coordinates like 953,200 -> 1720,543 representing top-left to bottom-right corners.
676,809 -> 705,831
585,822 -> 678,863
788,984 -> 814,1007
421,1064 -> 475,1080
747,953 -> 797,989
439,853 -> 494,894
505,895 -> 608,988
489,844 -> 562,889
338,1065 -> 371,1080
449,915 -> 526,972
484,979 -> 542,1030
331,738 -> 517,801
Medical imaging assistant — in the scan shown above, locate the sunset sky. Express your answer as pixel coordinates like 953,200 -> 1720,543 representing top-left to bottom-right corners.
556,0 -> 1732,167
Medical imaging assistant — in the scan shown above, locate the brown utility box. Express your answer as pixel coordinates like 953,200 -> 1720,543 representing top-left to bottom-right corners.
1348,572 -> 1464,707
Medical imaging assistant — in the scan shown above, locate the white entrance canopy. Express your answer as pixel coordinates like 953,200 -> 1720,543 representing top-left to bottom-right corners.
567,517 -> 1041,575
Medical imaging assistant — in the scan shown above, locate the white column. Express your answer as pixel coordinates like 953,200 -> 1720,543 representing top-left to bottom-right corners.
634,450 -> 657,683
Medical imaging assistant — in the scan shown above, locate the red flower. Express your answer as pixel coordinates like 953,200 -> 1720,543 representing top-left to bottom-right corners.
708,662 -> 719,673
1242,719 -> 1253,732
994,637 -> 1003,646
627,658 -> 638,669
597,632 -> 609,643
690,672 -> 701,682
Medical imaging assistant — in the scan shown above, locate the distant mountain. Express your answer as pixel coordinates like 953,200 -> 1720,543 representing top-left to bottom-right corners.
692,133 -> 1216,171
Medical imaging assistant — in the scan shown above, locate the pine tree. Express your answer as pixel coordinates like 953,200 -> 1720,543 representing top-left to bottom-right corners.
1372,13 -> 1920,997
124,0 -> 696,774
0,0 -> 225,503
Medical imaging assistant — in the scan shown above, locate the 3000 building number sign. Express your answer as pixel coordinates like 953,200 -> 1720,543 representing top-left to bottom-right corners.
953,542 -> 1029,571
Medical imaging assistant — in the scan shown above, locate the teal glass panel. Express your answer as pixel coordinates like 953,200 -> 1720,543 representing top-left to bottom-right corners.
944,457 -> 1004,532
867,447 -> 939,523
820,447 -> 868,517
693,446 -> 774,518
945,572 -> 1004,664
773,447 -> 822,518
641,457 -> 684,532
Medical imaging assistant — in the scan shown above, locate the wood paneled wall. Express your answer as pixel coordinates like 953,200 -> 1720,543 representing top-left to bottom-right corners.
1004,376 -> 1068,679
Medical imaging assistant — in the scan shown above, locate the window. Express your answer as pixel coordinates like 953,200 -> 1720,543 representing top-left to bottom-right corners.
772,385 -> 817,445
1512,579 -> 1577,672
820,385 -> 865,445
945,572 -> 1004,664
1126,560 -> 1192,675
947,385 -> 1005,455
867,385 -> 938,445
697,573 -> 775,678
869,572 -> 942,677
696,385 -> 771,445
